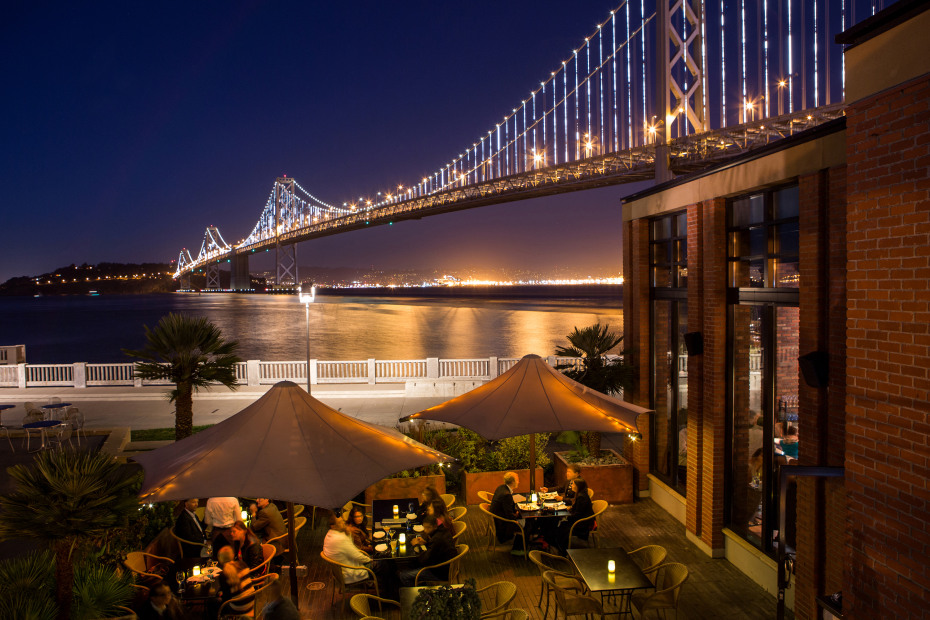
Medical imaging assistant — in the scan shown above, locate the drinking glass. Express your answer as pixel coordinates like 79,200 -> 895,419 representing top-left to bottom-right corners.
176,570 -> 186,595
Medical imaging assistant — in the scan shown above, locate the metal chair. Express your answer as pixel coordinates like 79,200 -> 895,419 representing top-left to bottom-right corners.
21,412 -> 43,450
413,543 -> 468,586
451,519 -> 467,541
64,406 -> 86,443
320,551 -> 380,614
479,502 -> 528,559
450,506 -> 467,521
480,610 -> 528,620
543,571 -> 606,620
349,593 -> 400,619
630,563 -> 689,619
476,581 -> 517,618
528,550 -> 581,620
440,493 -> 456,508
567,500 -> 608,549
217,572 -> 278,619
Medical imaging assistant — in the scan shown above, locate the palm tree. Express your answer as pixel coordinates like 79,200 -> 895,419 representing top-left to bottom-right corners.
123,313 -> 241,440
0,450 -> 140,620
555,323 -> 633,456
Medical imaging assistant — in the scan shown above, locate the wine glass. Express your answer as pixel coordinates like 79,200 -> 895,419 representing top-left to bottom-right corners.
176,570 -> 186,595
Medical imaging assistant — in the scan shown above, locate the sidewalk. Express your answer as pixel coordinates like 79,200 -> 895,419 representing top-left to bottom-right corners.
0,383 -> 450,431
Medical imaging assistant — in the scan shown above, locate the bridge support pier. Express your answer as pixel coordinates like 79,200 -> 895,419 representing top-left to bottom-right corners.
206,263 -> 220,290
276,242 -> 298,288
179,272 -> 191,291
230,253 -> 251,291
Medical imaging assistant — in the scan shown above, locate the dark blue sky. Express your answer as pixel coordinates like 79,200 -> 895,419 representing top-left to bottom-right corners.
1,0 -> 641,283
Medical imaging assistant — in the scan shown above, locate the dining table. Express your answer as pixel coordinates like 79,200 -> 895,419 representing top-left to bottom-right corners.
22,419 -> 63,451
567,547 -> 653,615
41,402 -> 71,420
370,524 -> 426,561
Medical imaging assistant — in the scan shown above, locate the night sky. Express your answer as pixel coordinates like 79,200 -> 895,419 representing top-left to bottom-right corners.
1,1 -> 645,283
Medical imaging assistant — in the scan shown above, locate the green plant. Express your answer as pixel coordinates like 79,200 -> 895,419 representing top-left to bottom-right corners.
0,551 -> 55,601
410,578 -> 481,620
555,323 -> 634,456
123,313 -> 242,440
80,501 -> 176,570
556,431 -> 590,462
0,450 -> 140,620
485,434 -> 550,471
71,562 -> 134,620
130,424 -> 213,442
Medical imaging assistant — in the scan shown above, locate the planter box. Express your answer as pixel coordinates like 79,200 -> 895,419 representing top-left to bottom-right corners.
554,450 -> 634,504
462,468 -> 545,505
364,473 -> 446,507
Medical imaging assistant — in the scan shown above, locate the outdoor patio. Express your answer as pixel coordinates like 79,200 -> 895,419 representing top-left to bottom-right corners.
276,495 -> 790,620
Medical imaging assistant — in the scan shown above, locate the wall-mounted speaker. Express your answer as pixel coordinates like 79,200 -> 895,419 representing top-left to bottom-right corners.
684,332 -> 703,356
798,351 -> 829,388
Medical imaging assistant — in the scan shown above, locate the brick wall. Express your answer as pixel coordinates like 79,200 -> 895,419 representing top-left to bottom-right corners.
844,73 -> 930,618
623,218 -> 652,491
686,201 -> 705,536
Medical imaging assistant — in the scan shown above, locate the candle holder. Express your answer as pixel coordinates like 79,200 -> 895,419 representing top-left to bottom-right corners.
398,532 -> 406,544
607,560 -> 616,573
392,504 -> 399,518
240,510 -> 249,522
192,565 -> 201,576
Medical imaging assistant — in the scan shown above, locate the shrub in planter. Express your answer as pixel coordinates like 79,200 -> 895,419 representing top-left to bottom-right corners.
410,579 -> 481,620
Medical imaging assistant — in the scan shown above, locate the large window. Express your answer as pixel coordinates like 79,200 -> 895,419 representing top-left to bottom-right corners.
727,185 -> 800,554
650,211 -> 688,496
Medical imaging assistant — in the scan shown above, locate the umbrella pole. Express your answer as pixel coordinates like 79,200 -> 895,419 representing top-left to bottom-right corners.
530,434 -> 537,491
286,501 -> 299,607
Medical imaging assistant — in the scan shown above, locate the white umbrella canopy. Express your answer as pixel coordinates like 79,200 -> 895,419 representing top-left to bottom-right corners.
403,354 -> 652,489
133,380 -> 452,508
404,354 -> 651,436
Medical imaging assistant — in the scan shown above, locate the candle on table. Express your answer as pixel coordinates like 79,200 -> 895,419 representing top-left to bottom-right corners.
393,504 -> 399,517
399,532 -> 406,544
607,560 -> 616,573
241,510 -> 248,521
192,565 -> 201,576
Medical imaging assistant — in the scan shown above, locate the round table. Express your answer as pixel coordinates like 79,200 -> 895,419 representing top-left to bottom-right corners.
22,420 -> 63,451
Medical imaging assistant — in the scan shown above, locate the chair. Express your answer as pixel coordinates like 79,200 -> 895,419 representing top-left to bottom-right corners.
218,572 -> 279,619
630,563 -> 689,619
249,543 -> 275,577
21,411 -> 44,450
51,424 -> 73,449
451,519 -> 467,541
543,571 -> 605,620
479,503 -> 527,559
529,550 -> 581,620
476,581 -> 517,617
587,488 -> 594,499
123,551 -> 174,585
281,503 -> 305,519
342,500 -> 371,519
169,528 -> 210,558
267,515 -> 306,557
349,593 -> 400,619
414,543 -> 468,586
64,406 -> 87,443
450,506 -> 467,521
440,493 -> 456,508
628,545 -> 668,584
320,551 -> 380,614
477,490 -> 494,503
567,500 -> 608,549
480,610 -> 528,620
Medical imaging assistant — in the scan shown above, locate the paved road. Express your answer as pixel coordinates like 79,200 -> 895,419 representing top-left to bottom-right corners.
0,383 -> 451,431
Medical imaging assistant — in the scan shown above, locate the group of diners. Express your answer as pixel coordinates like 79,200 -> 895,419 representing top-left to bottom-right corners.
139,496 -> 297,619
490,463 -> 595,555
322,485 -> 457,599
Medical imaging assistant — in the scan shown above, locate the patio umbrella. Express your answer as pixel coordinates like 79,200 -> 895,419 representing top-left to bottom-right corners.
402,354 -> 652,489
132,380 -> 452,601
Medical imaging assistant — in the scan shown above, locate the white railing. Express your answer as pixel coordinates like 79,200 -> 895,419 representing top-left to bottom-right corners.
0,355 -> 590,389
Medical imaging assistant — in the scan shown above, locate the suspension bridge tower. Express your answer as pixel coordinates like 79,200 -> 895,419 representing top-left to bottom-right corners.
274,176 -> 299,289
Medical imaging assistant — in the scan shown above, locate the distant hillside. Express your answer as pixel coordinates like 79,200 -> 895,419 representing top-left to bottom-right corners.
0,262 -> 177,296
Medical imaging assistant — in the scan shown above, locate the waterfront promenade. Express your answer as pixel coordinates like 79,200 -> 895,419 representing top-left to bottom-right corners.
0,382 -> 450,430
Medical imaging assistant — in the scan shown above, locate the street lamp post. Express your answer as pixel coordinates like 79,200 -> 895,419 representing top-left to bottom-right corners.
298,284 -> 315,394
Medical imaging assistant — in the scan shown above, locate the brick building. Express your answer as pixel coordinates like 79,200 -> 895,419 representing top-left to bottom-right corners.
620,3 -> 930,618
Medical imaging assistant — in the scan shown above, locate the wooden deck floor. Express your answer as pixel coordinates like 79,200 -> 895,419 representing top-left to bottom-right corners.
260,497 -> 791,620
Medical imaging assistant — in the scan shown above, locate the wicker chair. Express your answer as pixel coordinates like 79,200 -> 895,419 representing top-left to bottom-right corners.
543,571 -> 606,620
320,551 -> 380,613
414,543 -> 468,586
628,545 -> 668,585
349,593 -> 400,619
169,528 -> 209,559
631,563 -> 689,618
479,502 -> 527,559
476,581 -> 517,618
451,519 -> 467,541
567,500 -> 608,549
450,506 -> 467,521
217,572 -> 278,619
249,543 -> 276,577
440,493 -> 456,509
529,550 -> 581,620
123,551 -> 174,587
480,609 -> 528,620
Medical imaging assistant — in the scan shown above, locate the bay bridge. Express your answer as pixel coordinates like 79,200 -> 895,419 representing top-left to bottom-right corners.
174,0 -> 863,290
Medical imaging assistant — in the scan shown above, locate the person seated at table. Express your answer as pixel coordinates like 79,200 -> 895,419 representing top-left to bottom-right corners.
213,521 -> 264,569
217,559 -> 255,617
134,582 -> 182,620
173,498 -> 208,559
258,575 -> 300,620
323,512 -> 377,586
399,514 -> 455,586
780,424 -> 799,460
416,486 -> 440,521
490,471 -> 529,550
249,498 -> 286,556
346,505 -> 373,554
425,498 -> 452,529
541,463 -> 582,505
553,478 -> 594,554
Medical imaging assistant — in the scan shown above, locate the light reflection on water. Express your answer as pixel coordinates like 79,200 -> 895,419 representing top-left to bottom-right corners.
0,293 -> 623,363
